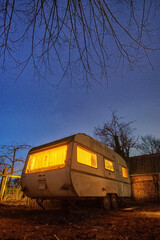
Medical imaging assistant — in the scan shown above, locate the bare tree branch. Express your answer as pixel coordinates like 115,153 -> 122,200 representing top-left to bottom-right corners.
0,142 -> 31,175
94,109 -> 138,161
0,0 -> 159,87
137,134 -> 160,154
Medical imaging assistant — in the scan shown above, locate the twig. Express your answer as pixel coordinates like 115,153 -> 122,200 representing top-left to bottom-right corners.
54,234 -> 60,240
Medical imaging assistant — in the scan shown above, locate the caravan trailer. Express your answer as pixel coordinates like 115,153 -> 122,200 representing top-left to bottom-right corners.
21,133 -> 131,209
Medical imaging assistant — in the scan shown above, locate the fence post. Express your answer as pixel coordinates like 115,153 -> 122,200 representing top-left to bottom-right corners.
0,167 -> 8,201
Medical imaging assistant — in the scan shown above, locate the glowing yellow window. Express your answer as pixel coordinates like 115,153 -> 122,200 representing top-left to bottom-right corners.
77,146 -> 97,168
26,144 -> 68,173
105,159 -> 114,172
122,167 -> 128,178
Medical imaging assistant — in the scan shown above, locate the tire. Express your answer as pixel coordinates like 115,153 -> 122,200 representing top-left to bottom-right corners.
101,194 -> 110,210
110,194 -> 118,208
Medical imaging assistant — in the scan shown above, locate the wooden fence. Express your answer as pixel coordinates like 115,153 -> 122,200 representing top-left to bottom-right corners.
0,167 -> 21,201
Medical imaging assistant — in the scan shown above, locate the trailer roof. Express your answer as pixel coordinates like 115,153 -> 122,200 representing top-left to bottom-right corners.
28,133 -> 127,167
29,134 -> 76,153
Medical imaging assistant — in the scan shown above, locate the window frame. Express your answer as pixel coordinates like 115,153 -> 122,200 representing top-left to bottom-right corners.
122,166 -> 128,178
25,144 -> 68,174
104,158 -> 114,172
77,145 -> 98,169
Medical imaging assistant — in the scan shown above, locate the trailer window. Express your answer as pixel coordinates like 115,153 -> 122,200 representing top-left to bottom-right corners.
26,144 -> 68,173
77,146 -> 97,168
122,167 -> 128,178
105,159 -> 114,172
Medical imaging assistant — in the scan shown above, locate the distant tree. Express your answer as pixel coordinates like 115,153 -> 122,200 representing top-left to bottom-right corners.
0,142 -> 31,175
94,110 -> 137,161
0,1 -> 159,87
137,134 -> 160,154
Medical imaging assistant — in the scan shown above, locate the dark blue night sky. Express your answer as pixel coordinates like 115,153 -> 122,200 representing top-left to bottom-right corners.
1,51 -> 160,148
0,2 -> 160,158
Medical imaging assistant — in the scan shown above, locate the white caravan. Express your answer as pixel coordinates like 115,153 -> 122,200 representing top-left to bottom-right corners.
21,133 -> 131,209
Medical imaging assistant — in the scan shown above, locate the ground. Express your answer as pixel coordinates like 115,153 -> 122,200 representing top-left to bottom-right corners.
0,201 -> 160,240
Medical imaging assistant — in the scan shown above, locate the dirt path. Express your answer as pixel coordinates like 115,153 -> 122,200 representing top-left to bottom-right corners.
0,202 -> 160,240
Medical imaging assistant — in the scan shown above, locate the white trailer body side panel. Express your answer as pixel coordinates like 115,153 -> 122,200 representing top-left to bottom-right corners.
71,171 -> 120,197
70,134 -> 131,197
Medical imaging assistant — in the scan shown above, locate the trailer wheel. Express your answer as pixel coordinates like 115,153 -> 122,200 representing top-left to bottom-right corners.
101,194 -> 110,210
110,194 -> 118,208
